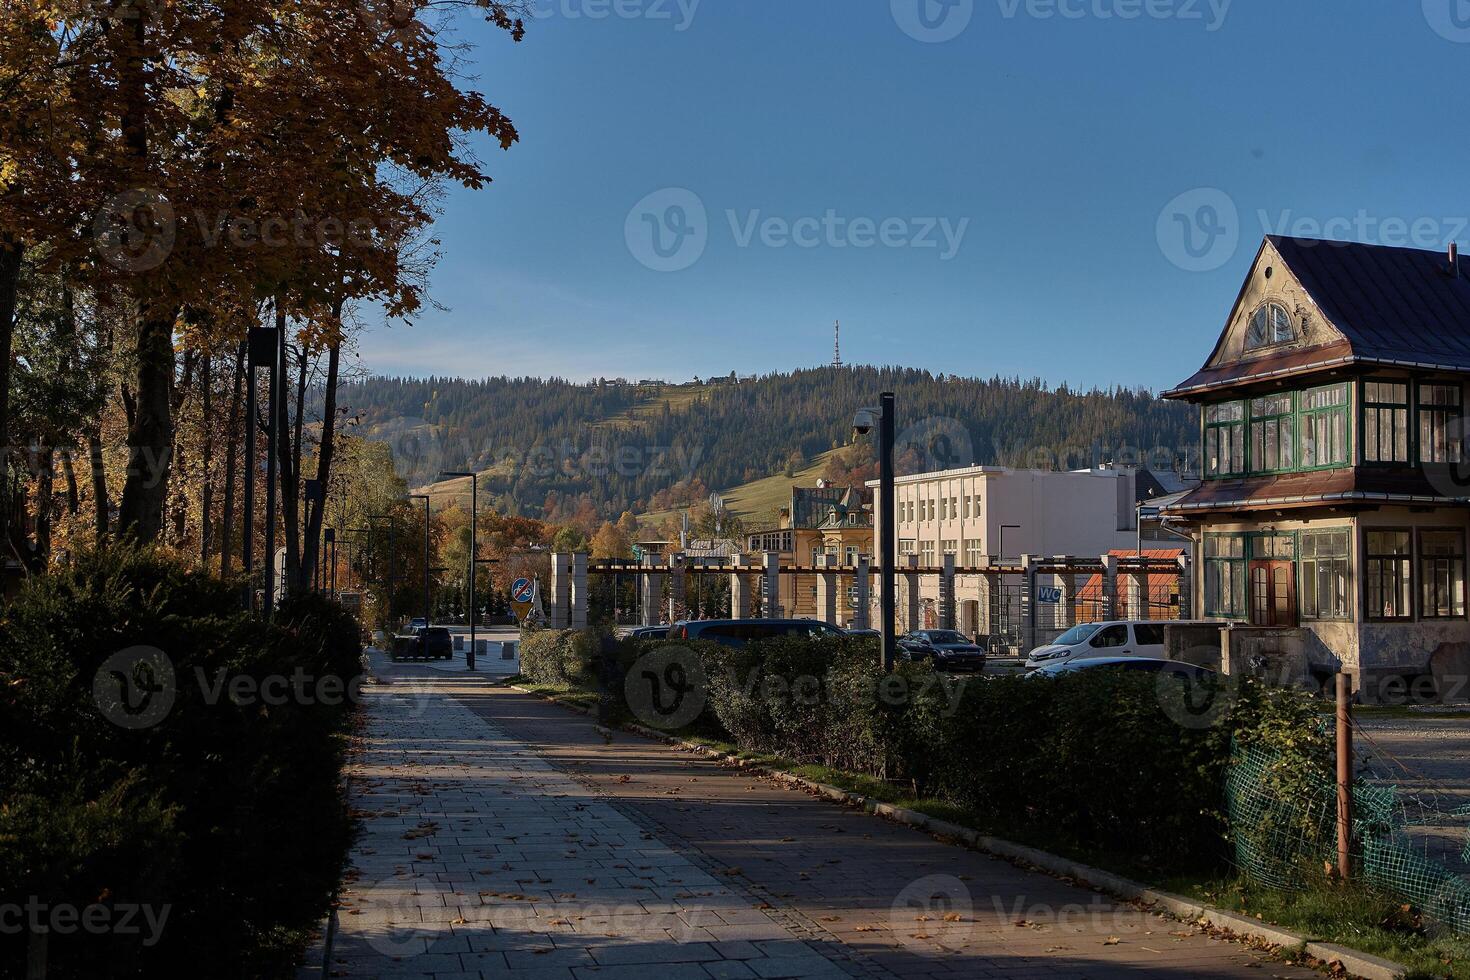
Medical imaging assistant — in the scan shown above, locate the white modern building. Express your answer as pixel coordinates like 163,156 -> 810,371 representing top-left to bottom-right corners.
871,465 -> 1144,565
867,465 -> 1190,637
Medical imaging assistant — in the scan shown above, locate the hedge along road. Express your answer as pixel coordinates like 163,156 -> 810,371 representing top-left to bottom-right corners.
316,651 -> 1327,980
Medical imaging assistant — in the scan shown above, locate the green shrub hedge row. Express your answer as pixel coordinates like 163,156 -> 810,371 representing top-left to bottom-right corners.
0,545 -> 364,979
520,629 -> 1330,876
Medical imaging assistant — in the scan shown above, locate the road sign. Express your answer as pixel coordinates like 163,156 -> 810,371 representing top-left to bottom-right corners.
1036,586 -> 1063,605
511,578 -> 534,603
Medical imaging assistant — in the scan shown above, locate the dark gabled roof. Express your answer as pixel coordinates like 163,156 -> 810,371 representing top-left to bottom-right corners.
1273,236 -> 1470,364
1167,236 -> 1470,398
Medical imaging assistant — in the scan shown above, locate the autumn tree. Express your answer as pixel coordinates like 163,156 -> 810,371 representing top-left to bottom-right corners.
590,520 -> 631,559
0,0 -> 524,546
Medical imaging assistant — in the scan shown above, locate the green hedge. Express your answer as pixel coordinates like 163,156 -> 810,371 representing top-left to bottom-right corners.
615,633 -> 1328,876
519,628 -> 602,688
0,545 -> 363,979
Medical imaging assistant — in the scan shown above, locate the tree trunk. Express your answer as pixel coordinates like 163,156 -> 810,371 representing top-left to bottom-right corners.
115,4 -> 174,542
275,330 -> 301,593
219,340 -> 244,577
199,353 -> 214,564
88,430 -> 108,541
301,313 -> 342,592
33,447 -> 53,568
61,450 -> 79,515
0,234 -> 21,553
117,305 -> 177,541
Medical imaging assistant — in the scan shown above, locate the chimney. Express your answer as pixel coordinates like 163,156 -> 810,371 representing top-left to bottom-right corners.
1451,242 -> 1460,279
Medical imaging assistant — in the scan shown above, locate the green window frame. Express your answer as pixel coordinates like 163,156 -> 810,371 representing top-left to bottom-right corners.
1365,529 -> 1413,621
1418,383 -> 1464,464
1300,384 -> 1350,469
1419,529 -> 1466,619
1363,380 -> 1411,464
1249,394 -> 1296,473
1299,529 -> 1351,621
1203,534 -> 1247,619
1252,532 -> 1297,560
1205,402 -> 1245,477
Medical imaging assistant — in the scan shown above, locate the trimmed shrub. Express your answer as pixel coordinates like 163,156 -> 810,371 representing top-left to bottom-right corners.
519,628 -> 601,687
0,544 -> 362,979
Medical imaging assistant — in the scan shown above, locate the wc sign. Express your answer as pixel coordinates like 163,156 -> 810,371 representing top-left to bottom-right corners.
1036,586 -> 1064,605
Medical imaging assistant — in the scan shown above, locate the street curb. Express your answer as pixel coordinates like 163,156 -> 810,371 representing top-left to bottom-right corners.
505,683 -> 1409,980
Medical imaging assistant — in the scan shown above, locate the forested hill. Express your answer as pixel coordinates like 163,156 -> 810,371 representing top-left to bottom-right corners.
339,367 -> 1197,523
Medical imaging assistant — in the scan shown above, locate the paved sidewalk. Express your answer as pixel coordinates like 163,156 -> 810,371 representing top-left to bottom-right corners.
309,656 -> 1324,979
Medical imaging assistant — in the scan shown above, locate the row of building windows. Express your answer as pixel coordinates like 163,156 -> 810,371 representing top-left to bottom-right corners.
1203,380 -> 1464,477
898,539 -> 985,565
900,494 -> 983,524
1203,528 -> 1467,622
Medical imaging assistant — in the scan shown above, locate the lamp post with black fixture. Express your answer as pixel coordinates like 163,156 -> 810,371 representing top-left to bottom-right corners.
853,391 -> 897,672
408,494 -> 431,631
440,471 -> 479,670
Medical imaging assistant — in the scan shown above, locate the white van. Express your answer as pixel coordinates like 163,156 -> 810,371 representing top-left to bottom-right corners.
1023,620 -> 1203,670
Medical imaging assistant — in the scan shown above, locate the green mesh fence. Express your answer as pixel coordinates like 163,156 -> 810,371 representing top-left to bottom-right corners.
1225,738 -> 1470,936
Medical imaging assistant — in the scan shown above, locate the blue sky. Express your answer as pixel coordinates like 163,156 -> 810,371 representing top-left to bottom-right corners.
356,0 -> 1470,392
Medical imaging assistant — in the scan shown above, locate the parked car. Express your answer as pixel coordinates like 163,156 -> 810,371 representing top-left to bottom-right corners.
625,626 -> 670,641
845,627 -> 881,638
1025,656 -> 1217,680
408,617 -> 428,634
897,629 -> 988,673
668,618 -> 845,648
391,626 -> 453,662
1023,620 -> 1214,671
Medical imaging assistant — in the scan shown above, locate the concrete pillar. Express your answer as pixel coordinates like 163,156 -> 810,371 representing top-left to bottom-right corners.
1101,554 -> 1119,622
639,568 -> 664,627
550,553 -> 571,629
903,554 -> 920,633
1053,560 -> 1077,629
814,553 -> 837,625
668,555 -> 686,623
1177,554 -> 1193,619
763,551 -> 781,619
939,553 -> 957,631
1021,554 -> 1038,653
1132,566 -> 1150,620
852,555 -> 871,630
729,555 -> 752,619
571,552 -> 588,630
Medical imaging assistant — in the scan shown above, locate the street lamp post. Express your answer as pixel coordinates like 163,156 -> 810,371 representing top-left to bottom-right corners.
409,494 -> 431,629
441,471 -> 478,670
854,391 -> 897,672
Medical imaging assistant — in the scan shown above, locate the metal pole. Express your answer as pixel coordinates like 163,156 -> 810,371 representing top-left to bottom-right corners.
409,495 -> 430,627
1336,672 -> 1353,880
468,477 -> 477,670
879,390 -> 896,673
